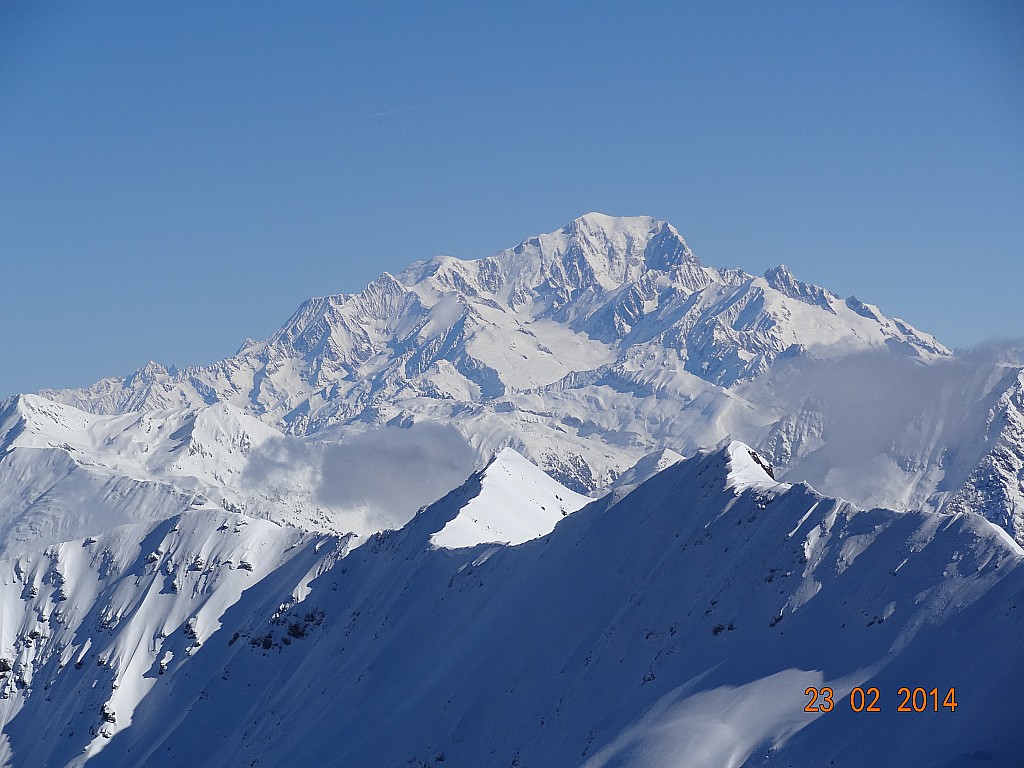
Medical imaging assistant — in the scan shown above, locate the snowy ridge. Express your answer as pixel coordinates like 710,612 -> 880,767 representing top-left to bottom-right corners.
724,441 -> 786,493
2,443 -> 1011,767
429,448 -> 589,549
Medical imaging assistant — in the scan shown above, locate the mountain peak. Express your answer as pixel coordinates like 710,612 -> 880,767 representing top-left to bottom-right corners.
429,448 -> 589,549
561,212 -> 699,271
724,440 -> 784,493
566,211 -> 663,233
763,264 -> 837,311
444,212 -> 704,315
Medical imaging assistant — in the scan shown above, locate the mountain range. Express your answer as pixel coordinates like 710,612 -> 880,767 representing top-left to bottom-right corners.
1,213 -> 1022,766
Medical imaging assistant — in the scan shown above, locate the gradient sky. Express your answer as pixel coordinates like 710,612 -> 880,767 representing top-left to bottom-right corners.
1,1 -> 1022,398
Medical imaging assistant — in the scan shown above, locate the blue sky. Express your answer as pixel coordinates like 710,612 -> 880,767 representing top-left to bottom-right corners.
1,1 -> 1022,397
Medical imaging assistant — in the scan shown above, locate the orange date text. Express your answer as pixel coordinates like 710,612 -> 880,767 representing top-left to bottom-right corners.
803,687 -> 957,713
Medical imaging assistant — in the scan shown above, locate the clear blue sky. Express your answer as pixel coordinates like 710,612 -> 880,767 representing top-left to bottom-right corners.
1,1 -> 1022,398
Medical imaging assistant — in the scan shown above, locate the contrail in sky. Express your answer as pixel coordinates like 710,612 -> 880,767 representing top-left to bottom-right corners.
362,105 -> 421,119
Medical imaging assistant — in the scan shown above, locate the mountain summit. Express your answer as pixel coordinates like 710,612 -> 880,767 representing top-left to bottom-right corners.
46,213 -> 946,425
34,214 -> 1022,543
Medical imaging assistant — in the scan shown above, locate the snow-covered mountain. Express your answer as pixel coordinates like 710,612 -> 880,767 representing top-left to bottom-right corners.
945,368 -> 1024,541
1,445 -> 1019,767
428,447 -> 590,549
0,393 -> 479,558
42,213 -> 947,431
37,213 -> 1023,543
2,212 -> 1022,766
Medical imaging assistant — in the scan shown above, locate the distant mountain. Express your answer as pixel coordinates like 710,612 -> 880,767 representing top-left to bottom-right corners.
0,394 -> 471,557
45,213 -> 946,425
1,444 -> 1019,766
36,213 -> 1022,543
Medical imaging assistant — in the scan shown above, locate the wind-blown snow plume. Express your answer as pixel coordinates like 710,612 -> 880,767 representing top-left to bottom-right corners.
746,343 -> 1024,540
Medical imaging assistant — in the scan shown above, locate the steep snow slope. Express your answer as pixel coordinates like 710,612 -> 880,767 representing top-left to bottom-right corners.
13,445 -> 1016,768
0,510 -> 345,766
430,447 -> 590,549
945,369 -> 1024,543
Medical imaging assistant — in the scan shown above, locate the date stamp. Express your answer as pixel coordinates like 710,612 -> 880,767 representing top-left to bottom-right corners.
804,686 -> 958,713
